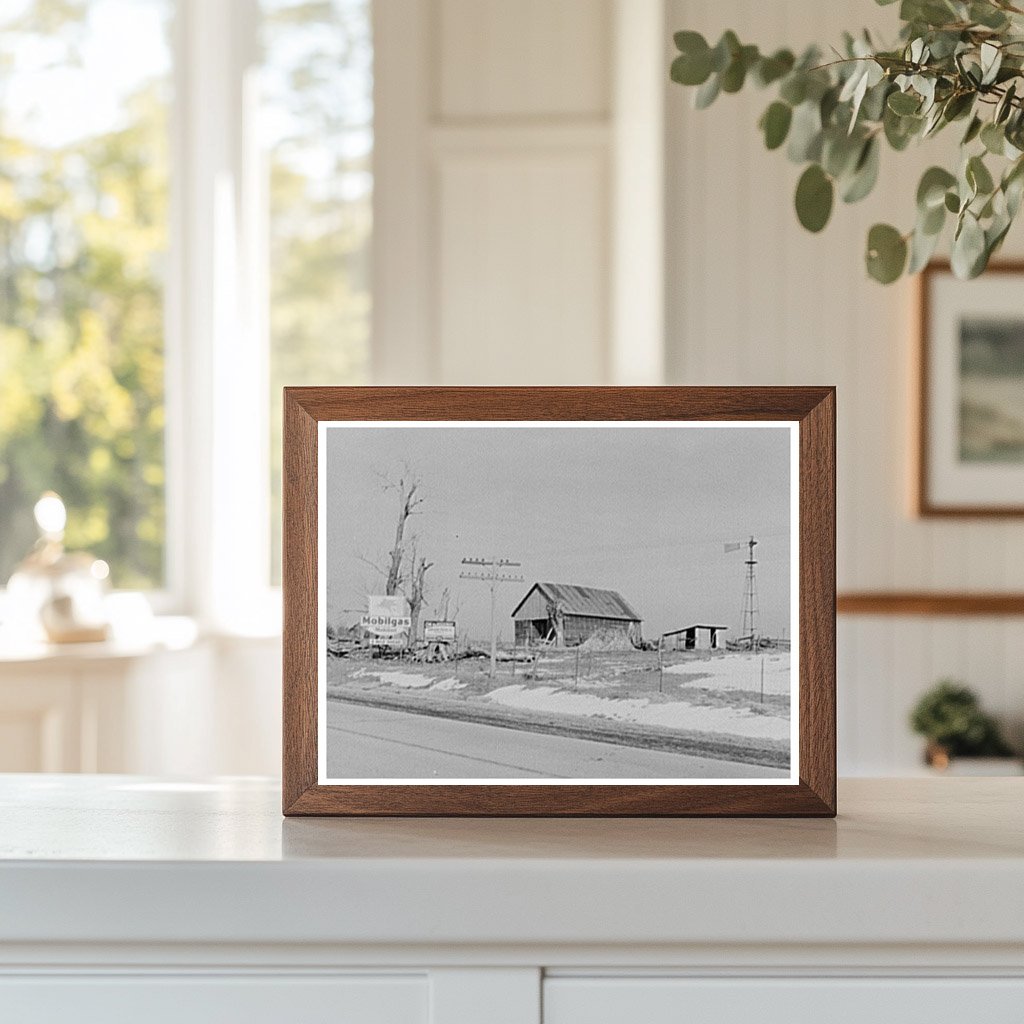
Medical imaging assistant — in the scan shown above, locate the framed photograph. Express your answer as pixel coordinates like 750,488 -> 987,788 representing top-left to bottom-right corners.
918,261 -> 1024,516
283,387 -> 835,816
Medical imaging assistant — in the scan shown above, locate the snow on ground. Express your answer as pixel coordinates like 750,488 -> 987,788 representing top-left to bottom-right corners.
431,677 -> 465,691
663,652 -> 791,696
350,669 -> 464,691
486,685 -> 789,741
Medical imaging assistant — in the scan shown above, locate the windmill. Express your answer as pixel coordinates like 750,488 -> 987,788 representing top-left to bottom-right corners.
724,536 -> 759,650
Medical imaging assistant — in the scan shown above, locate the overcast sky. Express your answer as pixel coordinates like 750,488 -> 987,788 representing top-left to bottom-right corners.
325,425 -> 793,642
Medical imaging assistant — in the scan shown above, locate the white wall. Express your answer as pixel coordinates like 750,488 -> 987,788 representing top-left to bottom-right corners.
182,0 -> 1024,779
665,0 -> 1024,772
373,0 -> 665,387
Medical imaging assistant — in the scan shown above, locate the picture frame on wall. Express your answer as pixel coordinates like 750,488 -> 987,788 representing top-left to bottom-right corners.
918,261 -> 1024,517
282,387 -> 836,817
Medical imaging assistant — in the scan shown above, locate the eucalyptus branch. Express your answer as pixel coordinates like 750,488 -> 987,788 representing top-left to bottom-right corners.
670,0 -> 1024,282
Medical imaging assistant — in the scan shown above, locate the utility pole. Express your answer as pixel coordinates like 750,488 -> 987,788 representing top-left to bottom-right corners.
460,556 -> 524,678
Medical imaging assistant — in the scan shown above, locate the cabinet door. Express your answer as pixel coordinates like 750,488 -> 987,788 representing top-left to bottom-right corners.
544,977 -> 1024,1024
0,974 -> 428,1024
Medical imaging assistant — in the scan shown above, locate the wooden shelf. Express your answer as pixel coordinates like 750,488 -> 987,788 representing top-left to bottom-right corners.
837,592 -> 1024,616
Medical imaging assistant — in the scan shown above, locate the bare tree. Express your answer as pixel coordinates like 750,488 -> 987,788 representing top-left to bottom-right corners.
433,585 -> 460,622
358,468 -> 436,644
406,537 -> 434,641
382,471 -> 424,596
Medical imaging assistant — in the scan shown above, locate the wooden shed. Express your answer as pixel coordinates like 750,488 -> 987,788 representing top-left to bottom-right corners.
511,582 -> 642,647
662,624 -> 728,651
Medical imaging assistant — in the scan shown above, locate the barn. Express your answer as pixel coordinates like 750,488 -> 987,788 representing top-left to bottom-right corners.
511,582 -> 642,647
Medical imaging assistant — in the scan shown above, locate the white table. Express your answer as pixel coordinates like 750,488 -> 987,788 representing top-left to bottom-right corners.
1,776 -> 1023,1022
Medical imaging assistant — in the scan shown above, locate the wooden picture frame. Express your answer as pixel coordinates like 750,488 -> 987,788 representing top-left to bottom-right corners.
917,260 -> 1024,517
283,387 -> 836,817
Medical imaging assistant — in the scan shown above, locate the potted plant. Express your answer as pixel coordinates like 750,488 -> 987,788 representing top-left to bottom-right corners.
909,680 -> 1019,772
670,0 -> 1024,283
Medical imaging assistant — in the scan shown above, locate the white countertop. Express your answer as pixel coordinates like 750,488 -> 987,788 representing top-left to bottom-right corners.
2,775 -> 1023,952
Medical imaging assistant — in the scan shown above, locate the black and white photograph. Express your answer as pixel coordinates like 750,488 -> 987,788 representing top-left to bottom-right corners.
318,422 -> 798,785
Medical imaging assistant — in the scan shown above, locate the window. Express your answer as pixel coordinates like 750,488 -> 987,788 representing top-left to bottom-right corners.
0,0 -> 172,589
262,0 -> 373,581
0,0 -> 374,614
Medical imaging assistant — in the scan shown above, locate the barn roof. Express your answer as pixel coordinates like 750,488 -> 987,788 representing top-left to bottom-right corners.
511,582 -> 642,622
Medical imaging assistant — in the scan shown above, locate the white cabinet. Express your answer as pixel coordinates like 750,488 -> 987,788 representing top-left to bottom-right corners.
2,777 -> 1023,1024
544,978 -> 1024,1024
1,975 -> 428,1024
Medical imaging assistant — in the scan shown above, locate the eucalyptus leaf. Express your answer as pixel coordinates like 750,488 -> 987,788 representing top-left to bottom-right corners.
962,115 -> 983,145
795,164 -> 834,232
970,2 -> 1009,29
822,128 -> 863,178
917,166 -> 957,210
787,101 -> 823,162
996,82 -> 1017,124
671,52 -> 711,87
842,137 -> 881,203
967,154 -> 995,195
760,101 -> 793,150
820,85 -> 841,126
888,90 -> 921,115
922,105 -> 944,137
710,31 -> 740,73
721,44 -> 759,93
1004,158 -> 1024,216
951,211 -> 987,278
981,121 -> 1006,155
866,223 -> 908,283
1006,173 -> 1024,218
980,42 -> 1003,86
860,79 -> 892,122
754,49 -> 795,87
694,73 -> 721,109
908,221 -> 942,273
779,74 -> 807,106
884,106 -> 921,150
921,200 -> 946,235
942,91 -> 974,122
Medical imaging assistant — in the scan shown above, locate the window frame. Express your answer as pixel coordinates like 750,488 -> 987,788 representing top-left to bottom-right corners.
165,0 -> 280,633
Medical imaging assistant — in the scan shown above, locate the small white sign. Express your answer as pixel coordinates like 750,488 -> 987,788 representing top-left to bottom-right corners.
423,620 -> 456,642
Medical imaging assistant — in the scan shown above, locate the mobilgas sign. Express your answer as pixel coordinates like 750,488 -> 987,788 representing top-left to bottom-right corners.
361,614 -> 411,635
361,595 -> 411,637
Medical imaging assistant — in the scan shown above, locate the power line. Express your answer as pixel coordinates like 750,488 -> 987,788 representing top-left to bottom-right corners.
459,556 -> 524,678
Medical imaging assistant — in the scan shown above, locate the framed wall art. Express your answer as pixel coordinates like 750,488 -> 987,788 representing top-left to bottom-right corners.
918,261 -> 1024,517
282,387 -> 836,816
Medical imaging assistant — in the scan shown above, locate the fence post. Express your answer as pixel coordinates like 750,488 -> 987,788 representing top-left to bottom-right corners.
574,646 -> 580,689
512,635 -> 517,679
658,639 -> 664,694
